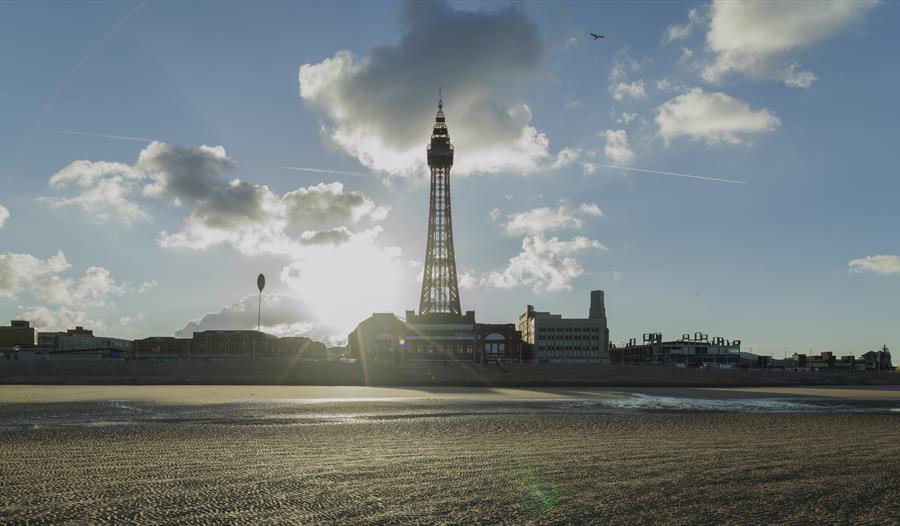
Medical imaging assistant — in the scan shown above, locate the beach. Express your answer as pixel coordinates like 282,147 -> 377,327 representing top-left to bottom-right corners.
1,386 -> 898,524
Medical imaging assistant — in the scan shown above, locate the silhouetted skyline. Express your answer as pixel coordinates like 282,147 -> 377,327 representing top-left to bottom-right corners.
0,1 -> 898,357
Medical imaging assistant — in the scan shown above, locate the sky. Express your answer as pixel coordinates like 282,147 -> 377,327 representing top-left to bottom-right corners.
1,0 -> 898,355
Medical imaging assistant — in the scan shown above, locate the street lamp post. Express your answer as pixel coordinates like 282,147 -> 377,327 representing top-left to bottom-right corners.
257,273 -> 266,333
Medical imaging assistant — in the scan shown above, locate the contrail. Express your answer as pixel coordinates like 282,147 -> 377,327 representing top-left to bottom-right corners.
281,166 -> 369,178
16,1 -> 151,164
595,164 -> 747,185
49,129 -> 154,143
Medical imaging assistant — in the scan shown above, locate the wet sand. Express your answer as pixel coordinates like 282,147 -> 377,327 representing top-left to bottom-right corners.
0,384 -> 898,403
1,389 -> 898,524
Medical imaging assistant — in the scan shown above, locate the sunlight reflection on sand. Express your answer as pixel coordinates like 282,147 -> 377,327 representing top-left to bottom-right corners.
1,384 -> 898,404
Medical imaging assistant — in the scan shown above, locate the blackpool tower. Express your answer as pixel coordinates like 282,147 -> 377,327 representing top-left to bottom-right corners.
418,96 -> 462,316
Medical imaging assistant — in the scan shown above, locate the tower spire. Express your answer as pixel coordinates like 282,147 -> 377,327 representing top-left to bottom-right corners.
419,92 -> 461,316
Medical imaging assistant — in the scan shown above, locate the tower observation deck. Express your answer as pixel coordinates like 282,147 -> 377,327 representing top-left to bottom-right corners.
419,96 -> 462,316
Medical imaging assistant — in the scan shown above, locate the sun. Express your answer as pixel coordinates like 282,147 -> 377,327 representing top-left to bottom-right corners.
281,238 -> 412,338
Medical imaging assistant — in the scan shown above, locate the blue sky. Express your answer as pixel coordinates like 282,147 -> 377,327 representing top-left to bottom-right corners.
1,1 -> 898,355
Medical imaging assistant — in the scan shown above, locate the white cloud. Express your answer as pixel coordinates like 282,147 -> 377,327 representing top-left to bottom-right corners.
44,143 -> 240,226
849,255 -> 900,275
782,62 -> 817,89
504,201 -> 602,236
582,163 -> 599,175
0,250 -> 139,332
484,201 -> 606,292
119,313 -> 145,327
19,306 -> 105,333
663,7 -> 705,45
703,0 -> 877,87
656,87 -> 780,145
43,160 -> 148,224
489,208 -> 501,221
48,159 -> 139,189
175,293 -> 328,339
299,1 -> 552,177
550,147 -> 582,169
137,280 -> 158,293
45,266 -> 129,307
483,234 -> 606,292
609,50 -> 647,82
603,129 -> 635,166
610,80 -> 646,101
579,203 -> 603,217
617,112 -> 638,124
47,142 -> 405,337
0,205 -> 8,228
0,250 -> 141,316
457,270 -> 478,291
46,142 -> 390,257
157,178 -> 388,256
0,251 -> 72,299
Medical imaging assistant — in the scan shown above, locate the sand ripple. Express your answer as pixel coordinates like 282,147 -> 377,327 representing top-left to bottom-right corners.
0,401 -> 898,525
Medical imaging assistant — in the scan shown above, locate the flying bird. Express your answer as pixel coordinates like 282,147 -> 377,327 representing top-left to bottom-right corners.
590,33 -> 605,40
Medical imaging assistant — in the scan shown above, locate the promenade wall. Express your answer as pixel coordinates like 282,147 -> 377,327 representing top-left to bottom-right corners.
1,360 -> 898,387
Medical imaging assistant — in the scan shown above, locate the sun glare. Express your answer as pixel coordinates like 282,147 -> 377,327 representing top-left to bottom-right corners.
281,240 -> 410,337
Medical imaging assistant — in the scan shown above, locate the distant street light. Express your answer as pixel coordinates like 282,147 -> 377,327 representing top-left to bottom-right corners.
257,273 -> 266,333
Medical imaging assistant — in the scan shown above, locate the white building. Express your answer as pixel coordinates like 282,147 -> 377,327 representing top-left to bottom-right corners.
40,326 -> 132,353
518,290 -> 610,364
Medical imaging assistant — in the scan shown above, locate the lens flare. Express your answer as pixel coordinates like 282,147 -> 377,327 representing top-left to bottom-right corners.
514,469 -> 558,514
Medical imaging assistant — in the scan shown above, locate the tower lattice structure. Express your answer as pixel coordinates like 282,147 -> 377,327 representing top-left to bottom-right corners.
419,97 -> 462,316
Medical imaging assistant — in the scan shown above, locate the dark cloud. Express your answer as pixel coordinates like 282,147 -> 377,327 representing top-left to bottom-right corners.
347,1 -> 541,146
193,181 -> 269,229
45,142 -> 390,253
300,228 -> 352,246
138,142 -> 269,228
299,0 -> 551,176
140,142 -> 238,203
282,182 -> 385,233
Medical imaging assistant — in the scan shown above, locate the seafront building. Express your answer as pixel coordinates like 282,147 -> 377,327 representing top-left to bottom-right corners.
1,326 -> 134,361
191,330 -> 280,358
4,326 -> 325,362
0,320 -> 37,351
348,312 -> 524,364
611,332 -> 744,368
133,332 -> 326,360
348,313 -> 406,361
518,290 -> 610,364
861,347 -> 893,370
779,348 -> 893,372
133,336 -> 193,357
403,310 -> 477,362
30,326 -> 134,355
475,323 -> 524,364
